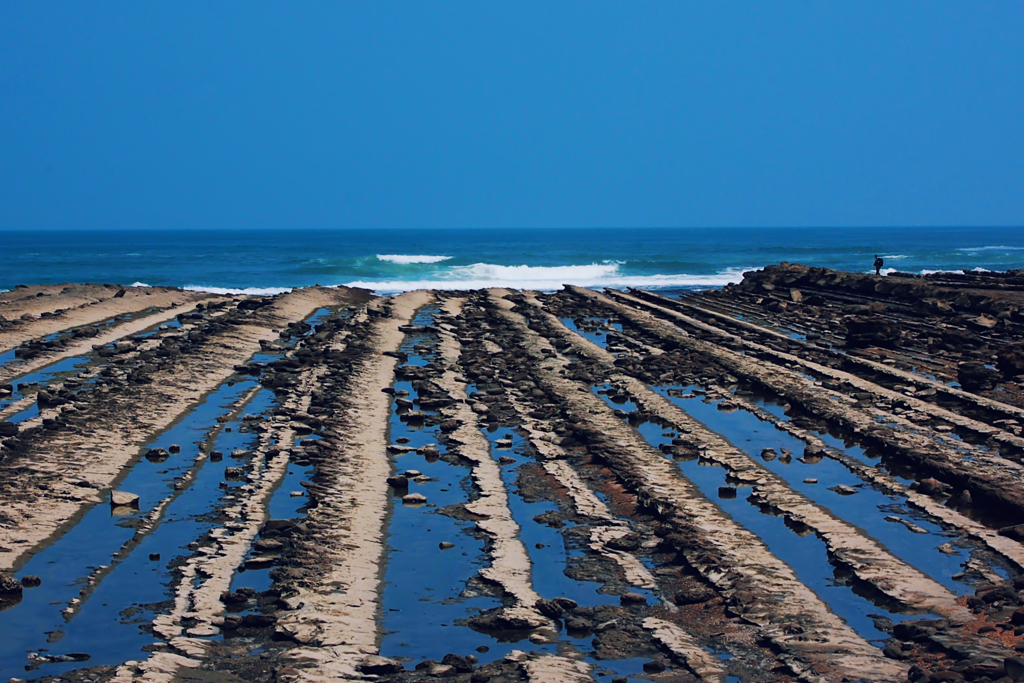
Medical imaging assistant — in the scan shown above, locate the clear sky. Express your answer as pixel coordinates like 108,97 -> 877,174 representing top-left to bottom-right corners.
1,3 -> 1022,230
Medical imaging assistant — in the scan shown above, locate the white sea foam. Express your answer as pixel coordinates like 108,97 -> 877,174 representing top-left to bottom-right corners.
903,268 -> 992,276
878,268 -> 976,276
130,282 -> 151,287
919,268 -> 992,275
183,285 -> 293,296
341,263 -> 750,294
882,254 -> 908,259
376,254 -> 453,264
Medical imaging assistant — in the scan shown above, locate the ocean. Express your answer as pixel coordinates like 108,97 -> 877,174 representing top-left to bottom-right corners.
1,227 -> 1022,295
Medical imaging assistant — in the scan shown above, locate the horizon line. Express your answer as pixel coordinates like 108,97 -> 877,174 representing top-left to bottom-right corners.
1,224 -> 1023,232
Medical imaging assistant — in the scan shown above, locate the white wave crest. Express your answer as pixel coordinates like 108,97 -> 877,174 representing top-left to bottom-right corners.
131,281 -> 151,287
183,285 -> 292,296
877,268 -> 966,276
884,268 -> 993,276
882,254 -> 907,259
341,262 -> 750,294
956,245 -> 1024,252
376,254 -> 453,264
920,268 -> 991,275
880,268 -> 963,276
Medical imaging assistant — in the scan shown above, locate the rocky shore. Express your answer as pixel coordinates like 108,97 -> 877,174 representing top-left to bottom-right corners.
2,266 -> 1024,683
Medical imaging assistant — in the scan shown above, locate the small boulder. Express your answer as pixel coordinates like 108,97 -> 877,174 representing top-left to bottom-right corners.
1006,656 -> 1024,680
893,621 -> 935,642
0,574 -> 23,595
359,655 -> 404,675
144,448 -> 169,462
441,653 -> 473,672
801,447 -> 824,464
605,533 -> 640,551
996,343 -> 1024,379
110,491 -> 140,508
262,519 -> 297,535
219,591 -> 251,604
642,660 -> 666,673
883,642 -> 904,660
535,598 -> 564,618
565,616 -> 593,632
221,615 -> 243,630
830,485 -> 858,496
620,592 -> 647,606
957,362 -> 1000,392
241,614 -> 277,628
552,597 -> 578,611
918,478 -> 950,496
402,492 -> 428,505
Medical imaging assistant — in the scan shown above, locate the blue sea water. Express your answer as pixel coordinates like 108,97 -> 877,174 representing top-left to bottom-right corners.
1,227 -> 1022,294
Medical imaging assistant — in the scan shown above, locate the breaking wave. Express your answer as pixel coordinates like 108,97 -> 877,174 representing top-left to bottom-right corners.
341,263 -> 751,294
880,267 -> 996,276
183,285 -> 293,296
376,254 -> 453,264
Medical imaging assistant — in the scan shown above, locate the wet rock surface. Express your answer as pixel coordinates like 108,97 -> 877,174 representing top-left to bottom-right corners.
6,269 -> 1024,683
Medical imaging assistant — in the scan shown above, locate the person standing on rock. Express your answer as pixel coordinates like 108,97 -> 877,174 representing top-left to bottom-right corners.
873,254 -> 884,276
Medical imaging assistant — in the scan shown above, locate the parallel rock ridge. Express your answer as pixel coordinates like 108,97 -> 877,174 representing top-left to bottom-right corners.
0,268 -> 1022,683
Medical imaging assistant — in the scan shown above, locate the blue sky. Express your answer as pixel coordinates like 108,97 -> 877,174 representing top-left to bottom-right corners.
1,3 -> 1022,230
